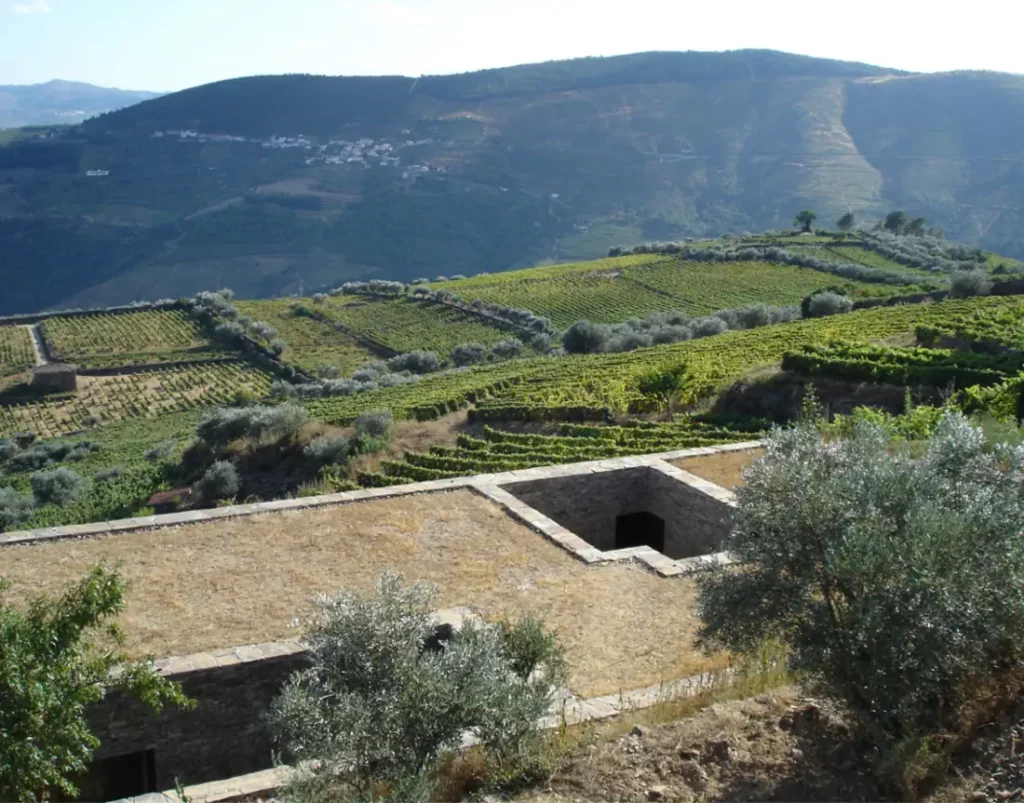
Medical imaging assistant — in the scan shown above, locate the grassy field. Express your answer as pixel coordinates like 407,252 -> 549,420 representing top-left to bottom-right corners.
0,325 -> 36,377
316,297 -> 515,354
0,361 -> 270,438
40,309 -> 222,368
438,255 -> 888,328
236,299 -> 376,375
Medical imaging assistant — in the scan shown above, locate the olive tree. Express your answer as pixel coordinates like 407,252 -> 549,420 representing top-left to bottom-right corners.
793,209 -> 817,233
0,566 -> 191,801
268,572 -> 567,802
949,268 -> 993,298
698,414 -> 1024,745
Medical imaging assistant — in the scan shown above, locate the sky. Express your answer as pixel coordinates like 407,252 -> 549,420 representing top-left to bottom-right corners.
2,0 -> 1023,92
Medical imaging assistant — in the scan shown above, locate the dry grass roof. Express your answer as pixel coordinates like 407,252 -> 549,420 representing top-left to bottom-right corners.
0,490 -> 720,697
672,449 -> 764,489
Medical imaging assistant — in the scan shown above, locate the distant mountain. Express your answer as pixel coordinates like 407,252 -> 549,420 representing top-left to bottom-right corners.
1,50 -> 1023,315
0,79 -> 160,128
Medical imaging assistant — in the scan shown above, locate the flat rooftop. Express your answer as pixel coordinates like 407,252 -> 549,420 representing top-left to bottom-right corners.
0,488 -> 720,697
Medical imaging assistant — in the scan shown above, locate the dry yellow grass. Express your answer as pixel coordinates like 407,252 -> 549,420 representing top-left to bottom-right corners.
0,490 -> 720,696
672,449 -> 764,489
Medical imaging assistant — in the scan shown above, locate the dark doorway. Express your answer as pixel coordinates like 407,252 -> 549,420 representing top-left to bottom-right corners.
615,511 -> 665,553
73,748 -> 157,801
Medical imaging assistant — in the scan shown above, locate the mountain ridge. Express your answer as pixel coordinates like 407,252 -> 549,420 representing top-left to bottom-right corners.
0,79 -> 161,129
2,49 -> 1023,315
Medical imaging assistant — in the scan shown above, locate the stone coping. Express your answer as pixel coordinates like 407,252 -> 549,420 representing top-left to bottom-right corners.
115,668 -> 727,803
0,441 -> 762,548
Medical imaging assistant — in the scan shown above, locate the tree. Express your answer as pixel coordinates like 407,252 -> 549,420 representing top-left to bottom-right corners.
793,210 -> 817,233
268,572 -> 566,802
884,210 -> 908,234
0,566 -> 191,800
836,212 -> 855,232
904,216 -> 928,236
949,267 -> 993,298
698,414 -> 1024,750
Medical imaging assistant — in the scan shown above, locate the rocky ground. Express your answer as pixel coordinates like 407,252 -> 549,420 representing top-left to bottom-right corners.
516,687 -> 1024,803
518,688 -> 889,803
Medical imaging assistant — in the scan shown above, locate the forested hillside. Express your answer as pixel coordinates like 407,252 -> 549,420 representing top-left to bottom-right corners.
1,50 -> 1023,314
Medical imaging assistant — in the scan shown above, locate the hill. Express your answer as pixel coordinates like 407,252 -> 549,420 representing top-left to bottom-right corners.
2,50 -> 1024,313
0,79 -> 160,128
0,228 -> 1022,533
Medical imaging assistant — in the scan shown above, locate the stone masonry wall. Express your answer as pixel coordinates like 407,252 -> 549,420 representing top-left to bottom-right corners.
85,642 -> 308,792
501,468 -> 651,551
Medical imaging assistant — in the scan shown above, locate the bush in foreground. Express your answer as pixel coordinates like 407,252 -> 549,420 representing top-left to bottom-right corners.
197,460 -> 240,501
949,267 -> 993,298
0,566 -> 191,800
268,572 -> 566,802
29,467 -> 85,507
698,414 -> 1024,760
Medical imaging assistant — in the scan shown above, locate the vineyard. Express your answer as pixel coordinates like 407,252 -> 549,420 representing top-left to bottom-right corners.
0,326 -> 36,377
438,256 -> 890,328
301,296 -> 1021,428
236,299 -> 376,375
40,309 -> 222,368
360,420 -> 763,486
315,297 -> 515,354
917,304 -> 1024,351
0,361 -> 271,438
781,341 -> 1023,388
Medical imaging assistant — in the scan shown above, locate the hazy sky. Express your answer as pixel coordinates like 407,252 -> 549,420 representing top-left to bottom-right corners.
3,0 -> 1023,92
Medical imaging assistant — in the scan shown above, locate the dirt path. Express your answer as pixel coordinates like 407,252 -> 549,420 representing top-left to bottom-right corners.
24,324 -> 50,366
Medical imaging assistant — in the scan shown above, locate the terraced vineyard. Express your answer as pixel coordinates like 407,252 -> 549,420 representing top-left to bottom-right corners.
316,297 -> 514,354
0,361 -> 271,438
40,309 -> 223,368
918,304 -> 1024,351
439,256 -> 887,328
0,325 -> 36,376
302,296 -> 1020,427
782,341 -> 1022,388
362,421 -> 764,486
236,299 -> 375,375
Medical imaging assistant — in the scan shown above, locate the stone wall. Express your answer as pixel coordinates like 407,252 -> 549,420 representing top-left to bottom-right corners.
501,462 -> 735,560
82,641 -> 308,796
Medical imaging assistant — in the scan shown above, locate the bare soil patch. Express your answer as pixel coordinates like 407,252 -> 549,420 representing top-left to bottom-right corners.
672,450 -> 764,489
0,490 -> 720,696
520,687 -> 888,802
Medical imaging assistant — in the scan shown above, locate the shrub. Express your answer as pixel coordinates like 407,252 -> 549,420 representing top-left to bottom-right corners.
304,435 -> 351,466
949,268 -> 993,298
249,403 -> 308,441
355,409 -> 394,440
267,572 -> 565,802
93,466 -> 124,483
806,290 -> 854,318
387,350 -> 442,375
197,461 -> 240,500
691,316 -> 729,338
450,342 -> 488,367
491,338 -> 525,360
144,440 -> 177,462
196,407 -> 258,445
213,321 -> 245,342
0,438 -> 14,462
317,365 -> 342,379
268,338 -> 287,356
698,413 -> 1024,747
562,320 -> 608,354
29,467 -> 86,507
0,486 -> 34,530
